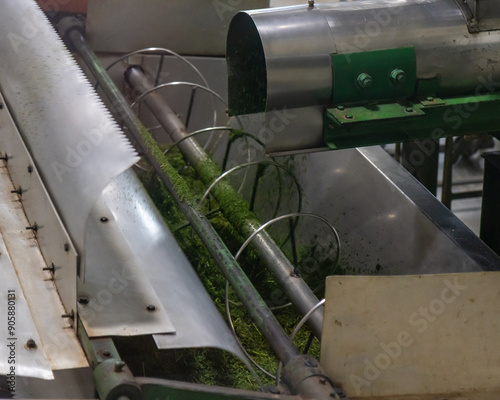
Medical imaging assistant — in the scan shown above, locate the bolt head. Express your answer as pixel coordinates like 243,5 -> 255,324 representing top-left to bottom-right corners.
357,73 -> 373,89
390,69 -> 407,85
114,360 -> 126,372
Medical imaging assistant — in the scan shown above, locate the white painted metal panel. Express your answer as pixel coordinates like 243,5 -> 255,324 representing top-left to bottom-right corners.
322,273 -> 500,398
0,163 -> 88,373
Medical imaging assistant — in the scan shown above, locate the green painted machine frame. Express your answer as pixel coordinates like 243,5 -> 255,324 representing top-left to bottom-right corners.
324,47 -> 500,149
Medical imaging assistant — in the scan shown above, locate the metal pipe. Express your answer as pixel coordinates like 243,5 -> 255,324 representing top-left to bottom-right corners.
125,66 -> 325,339
61,21 -> 300,366
227,0 -> 500,113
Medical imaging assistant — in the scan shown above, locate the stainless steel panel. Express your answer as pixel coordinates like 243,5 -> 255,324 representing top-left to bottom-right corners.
280,147 -> 500,274
80,170 -> 245,361
0,0 -> 139,261
79,191 -> 177,337
0,92 -> 78,319
87,0 -> 269,55
0,163 -> 88,372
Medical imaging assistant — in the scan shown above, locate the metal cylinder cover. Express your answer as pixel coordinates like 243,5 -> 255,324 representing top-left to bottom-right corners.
227,0 -> 500,114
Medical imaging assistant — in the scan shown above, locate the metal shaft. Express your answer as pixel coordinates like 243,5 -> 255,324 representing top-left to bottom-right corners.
125,66 -> 324,339
62,21 -> 300,366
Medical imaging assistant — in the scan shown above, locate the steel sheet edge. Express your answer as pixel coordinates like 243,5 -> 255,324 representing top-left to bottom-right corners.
227,0 -> 500,114
0,0 -> 139,264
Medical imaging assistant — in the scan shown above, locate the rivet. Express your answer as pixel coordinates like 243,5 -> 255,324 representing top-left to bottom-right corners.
64,243 -> 70,252
100,217 -> 109,223
78,296 -> 89,305
26,339 -> 37,350
405,107 -> 414,113
27,165 -> 33,173
147,304 -> 156,312
102,350 -> 111,357
336,105 -> 345,111
426,96 -> 434,102
345,114 -> 354,120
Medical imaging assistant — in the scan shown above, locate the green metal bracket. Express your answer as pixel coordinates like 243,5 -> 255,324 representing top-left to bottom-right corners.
77,318 -> 141,400
324,93 -> 500,150
331,47 -> 417,104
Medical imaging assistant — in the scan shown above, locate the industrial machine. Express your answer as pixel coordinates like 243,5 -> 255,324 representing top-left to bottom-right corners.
0,0 -> 500,399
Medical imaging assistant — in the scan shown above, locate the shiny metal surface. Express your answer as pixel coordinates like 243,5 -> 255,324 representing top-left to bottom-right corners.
81,169 -> 245,359
278,147 -> 500,274
0,163 -> 88,374
228,0 -> 500,113
0,92 -> 78,318
86,0 -> 269,56
0,0 -> 138,260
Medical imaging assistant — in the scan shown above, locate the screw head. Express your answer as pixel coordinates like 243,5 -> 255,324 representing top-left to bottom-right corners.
26,339 -> 37,350
345,114 -> 354,120
78,296 -> 89,305
336,105 -> 345,111
100,217 -> 109,223
114,360 -> 126,372
426,96 -> 434,102
147,304 -> 156,312
405,107 -> 414,113
102,350 -> 111,357
390,69 -> 407,85
357,73 -> 373,89
64,243 -> 70,252
27,165 -> 33,173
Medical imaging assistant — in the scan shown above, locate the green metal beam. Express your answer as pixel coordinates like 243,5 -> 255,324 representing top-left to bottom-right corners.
324,93 -> 500,150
